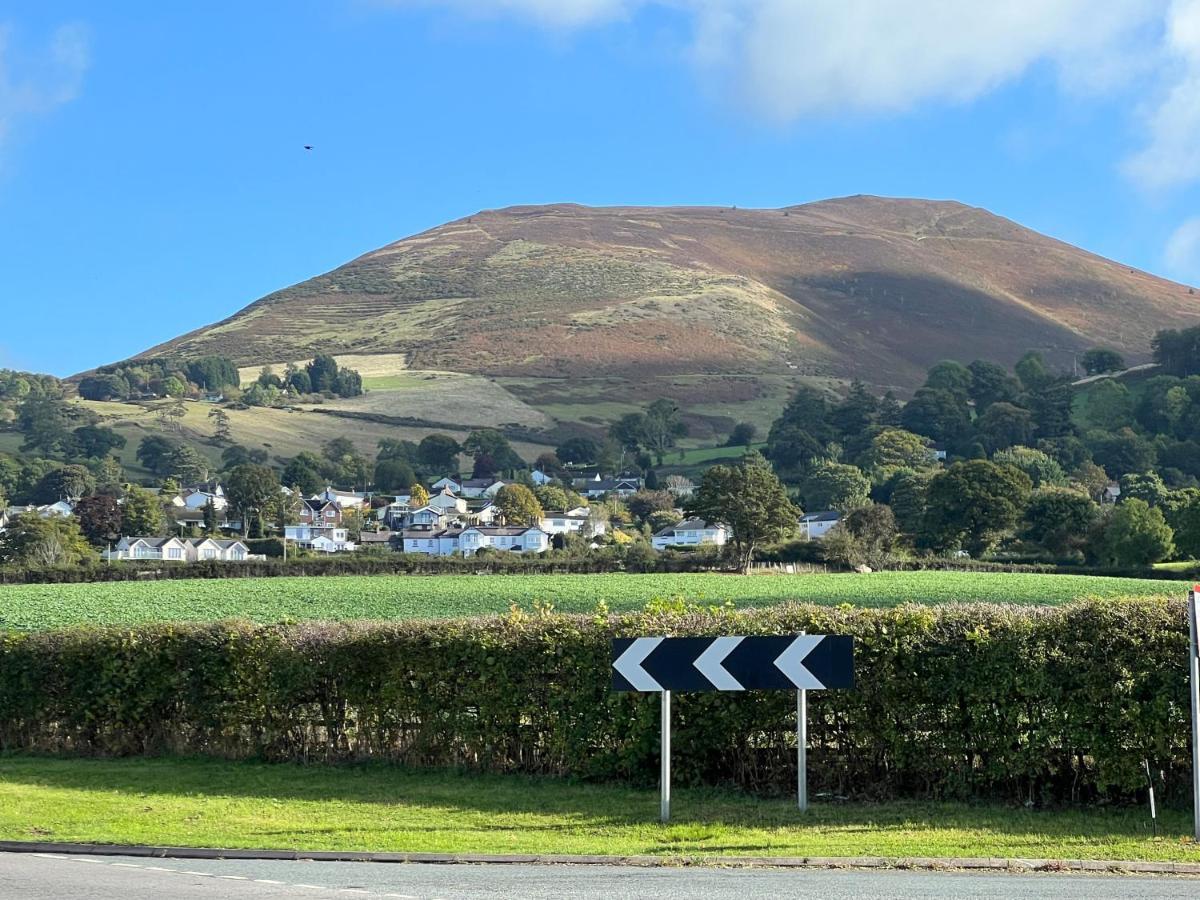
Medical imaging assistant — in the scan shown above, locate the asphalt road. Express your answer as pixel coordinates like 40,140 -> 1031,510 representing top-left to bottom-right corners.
1,853 -> 1198,899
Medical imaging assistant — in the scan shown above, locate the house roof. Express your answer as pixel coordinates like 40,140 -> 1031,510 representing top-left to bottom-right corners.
654,517 -> 718,536
800,510 -> 841,523
462,477 -> 503,489
465,525 -> 544,536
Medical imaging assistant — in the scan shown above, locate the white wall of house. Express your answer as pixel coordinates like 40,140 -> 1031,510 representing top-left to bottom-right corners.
651,523 -> 727,551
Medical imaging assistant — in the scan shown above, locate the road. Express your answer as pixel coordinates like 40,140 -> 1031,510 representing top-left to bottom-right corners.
0,852 -> 1196,899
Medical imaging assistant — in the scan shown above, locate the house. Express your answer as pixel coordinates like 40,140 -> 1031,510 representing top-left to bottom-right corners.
799,510 -> 841,540
103,537 -> 255,562
380,500 -> 413,529
175,485 -> 228,512
539,512 -> 606,537
531,469 -> 554,486
459,478 -> 506,499
357,530 -> 401,551
299,498 -> 343,527
285,524 -> 356,553
470,501 -> 500,525
431,477 -> 462,494
573,475 -> 642,499
317,487 -> 368,510
427,487 -> 468,514
409,505 -> 449,528
36,500 -> 75,518
401,525 -> 465,556
459,525 -> 549,557
651,518 -> 727,551
1103,482 -> 1121,504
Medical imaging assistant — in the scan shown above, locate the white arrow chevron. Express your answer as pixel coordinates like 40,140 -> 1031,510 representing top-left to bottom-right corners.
773,634 -> 825,689
693,636 -> 745,690
613,637 -> 664,691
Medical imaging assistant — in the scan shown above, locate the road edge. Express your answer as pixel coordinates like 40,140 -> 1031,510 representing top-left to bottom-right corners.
2,841 -> 1199,875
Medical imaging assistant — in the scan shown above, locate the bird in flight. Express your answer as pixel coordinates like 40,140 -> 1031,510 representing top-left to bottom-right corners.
303,145 -> 313,151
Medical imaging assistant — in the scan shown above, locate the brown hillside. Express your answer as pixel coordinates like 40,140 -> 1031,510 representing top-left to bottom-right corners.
139,196 -> 1200,393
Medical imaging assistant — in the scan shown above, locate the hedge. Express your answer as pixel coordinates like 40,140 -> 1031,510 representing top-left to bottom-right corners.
0,600 -> 1190,805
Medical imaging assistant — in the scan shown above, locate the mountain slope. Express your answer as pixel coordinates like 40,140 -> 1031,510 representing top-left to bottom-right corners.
133,196 -> 1200,436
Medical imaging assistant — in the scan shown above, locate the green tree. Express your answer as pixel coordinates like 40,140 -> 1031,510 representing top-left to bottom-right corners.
824,504 -> 899,569
225,464 -> 281,536
17,395 -> 72,455
556,436 -> 599,465
462,429 -> 524,473
1119,471 -> 1171,507
801,461 -> 871,513
306,354 -> 341,393
281,452 -> 325,496
494,483 -> 544,526
1082,380 -> 1134,430
1087,428 -> 1156,478
640,399 -> 688,465
924,360 -> 973,399
166,444 -> 210,483
417,434 -> 461,474
1021,488 -> 1099,556
899,387 -> 970,446
1080,347 -> 1126,375
136,435 -> 179,476
889,469 -> 932,536
202,498 -> 220,533
120,485 -> 166,536
0,512 -> 95,567
1015,351 -> 1052,391
609,413 -> 647,453
33,464 -> 95,504
685,452 -> 800,573
856,428 -> 933,480
1089,498 -> 1174,566
724,422 -> 757,448
922,460 -> 1032,555
975,402 -> 1034,452
992,446 -> 1066,488
533,484 -> 582,512
967,359 -> 1020,411
185,356 -> 239,392
625,489 -> 676,524
374,457 -> 417,493
69,424 -> 127,459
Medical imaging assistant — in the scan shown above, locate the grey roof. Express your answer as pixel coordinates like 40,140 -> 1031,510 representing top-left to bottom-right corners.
467,526 -> 542,536
800,510 -> 841,523
654,518 -> 717,536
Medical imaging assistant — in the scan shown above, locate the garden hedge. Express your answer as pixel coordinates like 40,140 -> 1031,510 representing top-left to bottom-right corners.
0,600 -> 1191,805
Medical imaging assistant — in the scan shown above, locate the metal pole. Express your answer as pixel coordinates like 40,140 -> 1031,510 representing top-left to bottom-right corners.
798,688 -> 808,812
1189,588 -> 1200,842
661,690 -> 671,823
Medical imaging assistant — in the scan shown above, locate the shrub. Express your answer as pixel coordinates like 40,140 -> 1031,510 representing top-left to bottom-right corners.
0,600 -> 1189,805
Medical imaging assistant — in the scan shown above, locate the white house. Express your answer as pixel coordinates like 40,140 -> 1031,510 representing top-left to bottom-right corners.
651,518 -> 727,551
539,512 -> 607,537
427,487 -> 468,514
401,526 -> 464,556
459,478 -> 506,499
574,475 -> 642,499
103,536 -> 254,562
409,505 -> 449,528
174,484 -> 227,512
37,500 -> 75,518
318,487 -> 368,510
459,525 -> 548,556
431,477 -> 462,494
799,510 -> 841,540
285,524 -> 356,552
531,469 -> 554,486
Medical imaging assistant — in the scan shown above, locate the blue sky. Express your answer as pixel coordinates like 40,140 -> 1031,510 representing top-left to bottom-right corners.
4,1 -> 1200,375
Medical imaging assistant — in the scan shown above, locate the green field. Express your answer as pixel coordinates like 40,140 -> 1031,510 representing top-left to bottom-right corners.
0,756 -> 1192,861
0,571 -> 1184,631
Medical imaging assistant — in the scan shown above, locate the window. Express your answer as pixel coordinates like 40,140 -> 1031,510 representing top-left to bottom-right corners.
203,549 -> 216,559
168,548 -> 182,560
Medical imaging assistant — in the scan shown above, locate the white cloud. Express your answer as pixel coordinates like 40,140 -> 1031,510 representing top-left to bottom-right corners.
392,0 -> 633,29
1166,216 -> 1200,279
0,22 -> 90,148
1125,0 -> 1200,190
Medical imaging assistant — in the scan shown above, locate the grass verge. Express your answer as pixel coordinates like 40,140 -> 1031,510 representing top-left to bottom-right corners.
0,756 -> 1196,862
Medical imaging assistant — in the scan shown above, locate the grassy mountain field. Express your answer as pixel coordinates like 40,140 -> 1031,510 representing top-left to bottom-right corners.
112,196 -> 1199,446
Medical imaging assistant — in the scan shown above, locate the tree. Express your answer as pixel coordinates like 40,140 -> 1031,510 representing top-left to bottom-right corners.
374,456 -> 417,493
243,382 -> 282,408
856,428 -> 933,480
609,413 -> 647,453
280,452 -> 324,496
0,512 -> 94,567
462,429 -> 523,473
417,434 -> 461,474
1021,488 -> 1099,556
900,388 -> 970,446
136,435 -> 179,476
287,369 -> 312,394
1119,471 -> 1171,507
924,360 -> 973,399
967,360 -> 1020,411
78,373 -> 130,401
225,464 -> 281,536
626,489 -> 676,523
769,387 -> 835,445
1015,351 -> 1052,391
824,504 -> 898,569
120,485 -> 166,536
889,470 -> 932,535
975,402 -> 1034,452
409,483 -> 430,508
1082,380 -> 1134,430
556,436 -> 599,465
202,498 -> 220,533
1072,460 -> 1111,502
17,396 -> 72,455
257,367 -> 283,388
1090,498 -> 1174,566
306,354 -> 341,392
685,452 -> 800,573
333,368 -> 363,398
74,494 -> 123,545
70,424 -> 126,459
33,465 -> 94,504
494,483 -> 543,526
1152,325 -> 1200,376
166,444 -> 210,483
764,422 -> 826,475
323,437 -> 368,488
1081,347 -> 1126,375
641,395 -> 688,466
922,460 -> 1032,555
801,462 -> 871,512
186,356 -> 239,392
534,484 -> 581,512
1087,428 -> 1156,478
725,422 -> 757,448
1026,382 -> 1076,439
991,446 -> 1066,488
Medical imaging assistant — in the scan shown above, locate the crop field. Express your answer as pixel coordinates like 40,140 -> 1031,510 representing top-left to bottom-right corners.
0,571 -> 1184,631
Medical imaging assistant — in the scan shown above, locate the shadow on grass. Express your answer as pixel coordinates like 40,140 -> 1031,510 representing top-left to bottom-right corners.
0,753 -> 1179,840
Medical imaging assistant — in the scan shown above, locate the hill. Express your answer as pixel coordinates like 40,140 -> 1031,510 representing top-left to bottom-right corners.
128,196 -> 1200,441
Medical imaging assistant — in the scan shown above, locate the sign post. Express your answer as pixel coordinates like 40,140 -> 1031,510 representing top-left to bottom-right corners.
612,634 -> 854,823
1190,587 -> 1200,843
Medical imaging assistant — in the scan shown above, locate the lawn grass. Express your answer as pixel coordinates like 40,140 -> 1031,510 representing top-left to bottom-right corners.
0,756 -> 1194,862
0,571 -> 1186,631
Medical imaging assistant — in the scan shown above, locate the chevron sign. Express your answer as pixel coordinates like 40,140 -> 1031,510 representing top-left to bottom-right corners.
611,635 -> 854,693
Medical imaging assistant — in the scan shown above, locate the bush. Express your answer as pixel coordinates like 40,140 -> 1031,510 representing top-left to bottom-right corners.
0,600 -> 1189,805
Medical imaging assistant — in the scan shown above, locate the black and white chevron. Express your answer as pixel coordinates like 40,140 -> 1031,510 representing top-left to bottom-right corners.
611,635 -> 854,692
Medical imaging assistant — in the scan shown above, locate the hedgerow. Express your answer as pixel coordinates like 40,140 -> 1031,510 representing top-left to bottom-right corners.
0,600 -> 1188,805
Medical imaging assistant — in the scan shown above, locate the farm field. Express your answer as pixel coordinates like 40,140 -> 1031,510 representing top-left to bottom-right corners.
0,571 -> 1184,631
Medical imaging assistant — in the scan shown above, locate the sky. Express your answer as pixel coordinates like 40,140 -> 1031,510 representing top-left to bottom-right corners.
4,1 -> 1200,375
